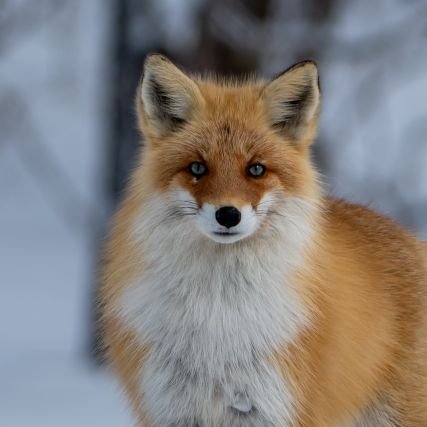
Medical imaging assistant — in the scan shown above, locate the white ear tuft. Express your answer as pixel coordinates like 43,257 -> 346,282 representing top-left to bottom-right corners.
138,54 -> 203,136
263,61 -> 320,142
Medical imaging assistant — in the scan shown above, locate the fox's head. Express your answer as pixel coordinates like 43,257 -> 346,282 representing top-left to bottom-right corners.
134,54 -> 321,245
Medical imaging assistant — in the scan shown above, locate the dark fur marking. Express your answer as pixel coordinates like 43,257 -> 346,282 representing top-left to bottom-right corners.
149,78 -> 172,112
230,405 -> 257,416
273,85 -> 313,129
148,78 -> 186,128
163,354 -> 199,393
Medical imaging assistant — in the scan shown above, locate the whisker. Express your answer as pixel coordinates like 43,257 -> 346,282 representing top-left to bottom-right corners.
164,205 -> 199,223
267,209 -> 287,218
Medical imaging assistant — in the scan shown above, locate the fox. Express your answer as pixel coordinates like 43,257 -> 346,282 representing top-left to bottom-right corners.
101,53 -> 427,427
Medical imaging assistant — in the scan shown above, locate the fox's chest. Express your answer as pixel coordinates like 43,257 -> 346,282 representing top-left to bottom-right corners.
141,325 -> 291,426
121,258 -> 307,426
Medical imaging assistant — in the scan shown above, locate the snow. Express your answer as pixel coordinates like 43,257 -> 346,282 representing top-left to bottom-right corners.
1,356 -> 133,427
0,1 -> 133,426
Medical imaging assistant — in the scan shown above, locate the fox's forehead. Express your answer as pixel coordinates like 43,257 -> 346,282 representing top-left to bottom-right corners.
196,80 -> 266,119
179,81 -> 273,157
187,119 -> 270,160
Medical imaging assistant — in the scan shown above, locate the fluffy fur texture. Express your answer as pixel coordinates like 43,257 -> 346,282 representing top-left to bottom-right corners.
101,54 -> 427,426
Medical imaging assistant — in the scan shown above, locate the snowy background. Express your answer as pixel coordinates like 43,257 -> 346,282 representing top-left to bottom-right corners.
0,1 -> 132,426
0,1 -> 426,426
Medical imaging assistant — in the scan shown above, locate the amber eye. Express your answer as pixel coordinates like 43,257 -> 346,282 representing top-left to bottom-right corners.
188,161 -> 207,179
247,162 -> 266,178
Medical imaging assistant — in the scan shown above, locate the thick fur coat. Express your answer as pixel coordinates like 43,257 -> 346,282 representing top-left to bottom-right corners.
101,55 -> 427,426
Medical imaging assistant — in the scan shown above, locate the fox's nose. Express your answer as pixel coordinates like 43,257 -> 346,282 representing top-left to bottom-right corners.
215,206 -> 241,228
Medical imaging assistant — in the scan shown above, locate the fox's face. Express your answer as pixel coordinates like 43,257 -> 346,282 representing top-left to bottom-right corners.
136,55 -> 321,245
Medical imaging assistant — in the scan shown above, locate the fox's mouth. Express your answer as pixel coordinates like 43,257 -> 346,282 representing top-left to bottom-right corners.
213,231 -> 240,236
208,230 -> 245,244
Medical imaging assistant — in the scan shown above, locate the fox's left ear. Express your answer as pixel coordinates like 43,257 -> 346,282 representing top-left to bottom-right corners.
263,61 -> 320,143
137,54 -> 204,137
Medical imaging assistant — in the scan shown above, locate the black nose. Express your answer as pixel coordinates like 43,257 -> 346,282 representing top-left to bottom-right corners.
215,206 -> 241,228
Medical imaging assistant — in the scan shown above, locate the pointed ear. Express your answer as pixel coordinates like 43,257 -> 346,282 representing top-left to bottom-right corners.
137,54 -> 204,136
262,61 -> 320,143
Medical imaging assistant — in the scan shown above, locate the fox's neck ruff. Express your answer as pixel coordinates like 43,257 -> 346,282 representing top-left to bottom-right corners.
121,189 -> 321,340
118,190 -> 320,426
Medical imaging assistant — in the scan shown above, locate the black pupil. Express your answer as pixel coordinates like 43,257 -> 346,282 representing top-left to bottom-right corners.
191,162 -> 205,176
250,164 -> 264,176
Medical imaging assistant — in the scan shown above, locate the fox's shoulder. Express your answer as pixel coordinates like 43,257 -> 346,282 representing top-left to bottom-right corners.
323,196 -> 413,237
321,196 -> 424,263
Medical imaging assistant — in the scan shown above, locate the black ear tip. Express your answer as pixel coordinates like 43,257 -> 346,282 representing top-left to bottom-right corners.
298,60 -> 320,90
289,60 -> 318,75
139,53 -> 172,89
275,60 -> 320,93
273,59 -> 319,81
145,52 -> 171,64
299,59 -> 317,67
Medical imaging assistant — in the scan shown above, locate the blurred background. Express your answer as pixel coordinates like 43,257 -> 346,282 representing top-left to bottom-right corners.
0,0 -> 426,426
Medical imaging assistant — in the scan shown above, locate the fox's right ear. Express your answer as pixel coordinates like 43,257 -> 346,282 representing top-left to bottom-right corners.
137,54 -> 204,137
263,61 -> 320,144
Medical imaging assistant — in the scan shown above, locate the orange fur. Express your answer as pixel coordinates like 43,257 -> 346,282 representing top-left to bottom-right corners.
101,55 -> 427,426
279,200 -> 427,426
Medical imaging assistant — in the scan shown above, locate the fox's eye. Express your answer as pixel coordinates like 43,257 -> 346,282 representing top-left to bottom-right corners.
247,162 -> 266,178
188,161 -> 207,178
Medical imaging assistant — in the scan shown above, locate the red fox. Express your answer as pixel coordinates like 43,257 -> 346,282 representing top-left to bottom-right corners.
101,54 -> 427,426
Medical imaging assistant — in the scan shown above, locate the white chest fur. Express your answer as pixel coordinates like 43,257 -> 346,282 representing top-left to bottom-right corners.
119,194 -> 314,427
